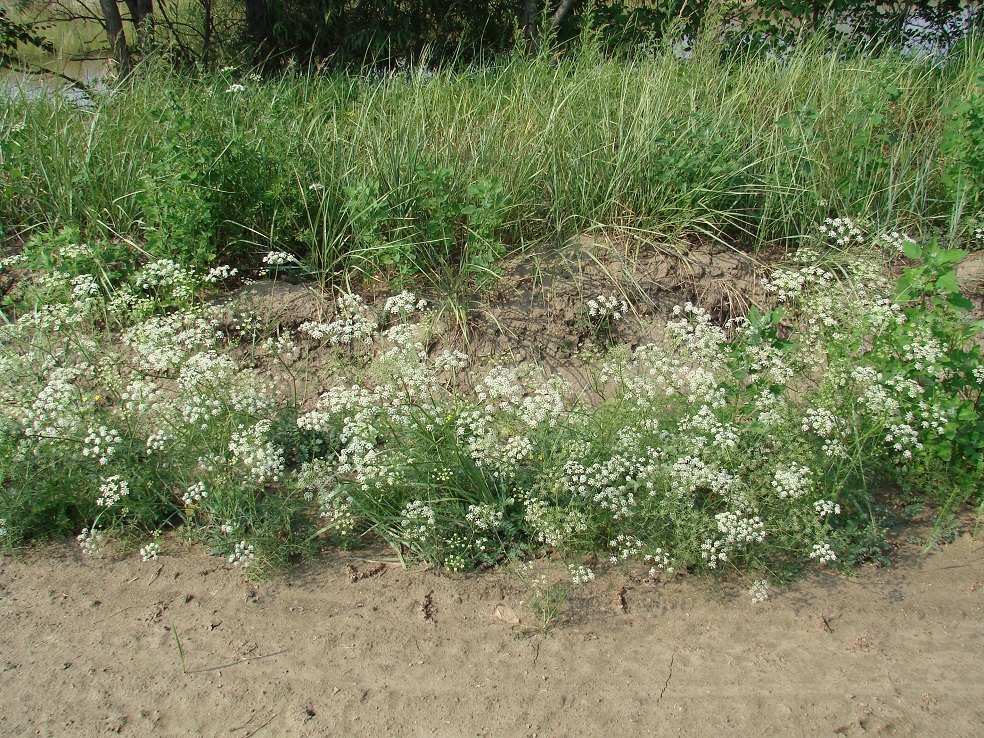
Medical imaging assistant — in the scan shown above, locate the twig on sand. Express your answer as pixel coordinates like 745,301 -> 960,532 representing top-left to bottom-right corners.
93,605 -> 138,624
230,713 -> 278,736
656,652 -> 675,703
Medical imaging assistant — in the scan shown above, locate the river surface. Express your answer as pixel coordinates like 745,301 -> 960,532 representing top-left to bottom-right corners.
1,59 -> 108,105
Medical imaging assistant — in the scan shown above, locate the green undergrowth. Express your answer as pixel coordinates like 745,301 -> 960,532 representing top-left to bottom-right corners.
0,221 -> 982,590
2,34 -> 984,290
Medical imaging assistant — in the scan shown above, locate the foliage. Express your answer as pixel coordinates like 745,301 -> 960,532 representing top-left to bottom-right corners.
726,0 -> 980,51
0,7 -> 52,68
941,66 -> 984,226
237,0 -> 982,68
3,222 -> 979,586
241,0 -> 524,68
342,166 -> 509,291
5,39 -> 984,276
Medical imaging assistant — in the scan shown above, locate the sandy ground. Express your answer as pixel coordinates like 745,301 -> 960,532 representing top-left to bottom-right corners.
2,533 -> 983,738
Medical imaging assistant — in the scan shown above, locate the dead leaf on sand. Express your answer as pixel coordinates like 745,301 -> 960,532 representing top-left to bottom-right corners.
493,604 -> 520,625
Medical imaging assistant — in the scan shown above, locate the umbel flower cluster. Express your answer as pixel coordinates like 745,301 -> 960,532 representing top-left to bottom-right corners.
0,244 -> 289,572
1,222 -> 983,583
287,226 -> 984,574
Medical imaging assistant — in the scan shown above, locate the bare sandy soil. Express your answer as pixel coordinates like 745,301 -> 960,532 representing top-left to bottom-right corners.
2,531 -> 983,738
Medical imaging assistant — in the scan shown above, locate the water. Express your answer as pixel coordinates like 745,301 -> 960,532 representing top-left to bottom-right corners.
1,59 -> 108,106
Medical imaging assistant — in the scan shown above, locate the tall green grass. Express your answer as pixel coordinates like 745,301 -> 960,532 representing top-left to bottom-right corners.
2,34 -> 983,280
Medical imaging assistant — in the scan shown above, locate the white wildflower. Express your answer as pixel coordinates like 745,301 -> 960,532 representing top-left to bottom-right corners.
146,428 -> 172,453
262,251 -> 296,266
434,350 -> 469,371
77,527 -> 104,557
299,293 -> 377,346
123,313 -> 221,373
702,511 -> 766,568
465,504 -> 504,531
645,549 -> 674,575
401,500 -> 436,543
772,463 -> 812,499
204,265 -> 238,283
879,230 -> 915,255
228,420 -> 285,484
584,294 -> 628,320
60,242 -> 94,260
383,291 -> 428,316
818,216 -> 863,246
135,259 -> 197,301
748,579 -> 770,604
813,499 -> 842,517
228,540 -> 255,566
82,426 -> 123,465
568,564 -> 595,585
884,423 -> 923,459
809,542 -> 837,564
182,482 -> 208,506
96,476 -> 130,507
802,407 -> 838,438
609,534 -> 643,562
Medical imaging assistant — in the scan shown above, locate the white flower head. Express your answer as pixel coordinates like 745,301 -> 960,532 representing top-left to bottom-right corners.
140,542 -> 161,561
182,482 -> 208,506
96,476 -> 130,507
228,540 -> 255,567
749,579 -> 770,604
568,564 -> 595,585
810,542 -> 837,564
262,251 -> 296,266
77,527 -> 105,557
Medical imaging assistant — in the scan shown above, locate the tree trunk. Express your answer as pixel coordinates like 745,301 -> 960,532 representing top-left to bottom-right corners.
520,0 -> 540,50
200,0 -> 213,67
549,0 -> 577,28
519,1 -> 579,54
99,0 -> 131,76
244,0 -> 276,64
122,0 -> 151,49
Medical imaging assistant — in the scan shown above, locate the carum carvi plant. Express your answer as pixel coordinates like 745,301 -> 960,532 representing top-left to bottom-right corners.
3,221 -> 984,585
575,294 -> 629,346
0,235 -> 315,575
289,221 -> 984,577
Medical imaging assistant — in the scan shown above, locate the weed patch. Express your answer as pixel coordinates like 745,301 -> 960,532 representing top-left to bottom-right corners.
0,221 -> 981,592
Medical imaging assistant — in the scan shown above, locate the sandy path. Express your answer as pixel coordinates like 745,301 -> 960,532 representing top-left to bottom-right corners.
1,535 -> 982,737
